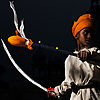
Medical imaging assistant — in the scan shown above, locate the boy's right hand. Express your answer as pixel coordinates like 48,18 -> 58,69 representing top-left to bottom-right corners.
77,51 -> 91,61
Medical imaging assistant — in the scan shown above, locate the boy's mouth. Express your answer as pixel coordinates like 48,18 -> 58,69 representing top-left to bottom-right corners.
85,40 -> 92,45
85,39 -> 91,42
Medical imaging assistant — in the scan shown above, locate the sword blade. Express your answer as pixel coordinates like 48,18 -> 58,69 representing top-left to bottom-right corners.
1,39 -> 47,92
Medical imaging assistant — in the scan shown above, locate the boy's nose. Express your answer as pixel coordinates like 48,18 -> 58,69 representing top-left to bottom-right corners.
87,33 -> 91,38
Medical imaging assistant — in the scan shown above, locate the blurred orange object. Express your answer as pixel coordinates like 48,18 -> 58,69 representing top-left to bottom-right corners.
8,30 -> 33,50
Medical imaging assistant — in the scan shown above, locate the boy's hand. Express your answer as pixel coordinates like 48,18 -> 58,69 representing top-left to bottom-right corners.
47,88 -> 56,98
77,51 -> 91,61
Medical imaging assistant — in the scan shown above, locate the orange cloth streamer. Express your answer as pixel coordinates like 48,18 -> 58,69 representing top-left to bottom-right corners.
72,14 -> 96,37
8,30 -> 33,50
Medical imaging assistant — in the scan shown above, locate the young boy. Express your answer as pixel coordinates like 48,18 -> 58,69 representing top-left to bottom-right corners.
48,14 -> 100,100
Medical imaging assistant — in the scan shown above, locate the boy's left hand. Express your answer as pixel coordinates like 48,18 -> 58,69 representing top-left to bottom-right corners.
77,51 -> 91,61
47,88 -> 56,98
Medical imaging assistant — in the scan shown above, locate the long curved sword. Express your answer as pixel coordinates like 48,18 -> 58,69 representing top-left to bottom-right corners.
1,38 -> 47,92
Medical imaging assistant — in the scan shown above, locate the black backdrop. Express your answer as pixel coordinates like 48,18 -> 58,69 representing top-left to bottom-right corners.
0,0 -> 100,100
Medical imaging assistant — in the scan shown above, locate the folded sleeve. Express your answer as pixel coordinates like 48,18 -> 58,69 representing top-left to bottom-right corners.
54,47 -> 100,96
54,55 -> 94,96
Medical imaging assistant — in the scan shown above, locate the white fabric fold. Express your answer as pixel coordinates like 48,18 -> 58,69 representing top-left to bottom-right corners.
9,1 -> 28,40
54,47 -> 100,100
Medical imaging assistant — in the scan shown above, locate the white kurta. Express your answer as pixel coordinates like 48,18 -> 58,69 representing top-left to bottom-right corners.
54,47 -> 100,100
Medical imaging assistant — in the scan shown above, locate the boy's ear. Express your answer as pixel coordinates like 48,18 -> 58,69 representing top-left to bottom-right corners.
75,34 -> 79,40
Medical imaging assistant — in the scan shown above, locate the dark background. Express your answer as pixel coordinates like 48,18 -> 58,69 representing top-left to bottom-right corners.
0,0 -> 100,100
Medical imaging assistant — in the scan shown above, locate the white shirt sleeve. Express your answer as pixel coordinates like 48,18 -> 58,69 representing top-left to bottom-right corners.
54,55 -> 94,95
54,47 -> 100,97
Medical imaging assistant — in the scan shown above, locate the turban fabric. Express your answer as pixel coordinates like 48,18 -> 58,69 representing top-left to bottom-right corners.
8,2 -> 33,50
8,30 -> 33,50
72,14 -> 96,37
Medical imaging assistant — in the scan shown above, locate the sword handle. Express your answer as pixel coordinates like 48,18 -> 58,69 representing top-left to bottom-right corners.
47,88 -> 60,99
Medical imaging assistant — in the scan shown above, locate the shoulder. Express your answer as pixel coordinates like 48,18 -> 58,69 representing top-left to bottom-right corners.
88,47 -> 100,53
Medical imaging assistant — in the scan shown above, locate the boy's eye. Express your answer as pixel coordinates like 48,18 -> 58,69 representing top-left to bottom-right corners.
83,30 -> 94,37
84,31 -> 88,35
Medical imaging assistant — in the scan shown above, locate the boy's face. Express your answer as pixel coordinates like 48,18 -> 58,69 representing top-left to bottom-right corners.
75,27 -> 95,47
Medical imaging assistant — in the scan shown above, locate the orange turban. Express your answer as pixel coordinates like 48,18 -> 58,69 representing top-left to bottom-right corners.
72,14 -> 96,37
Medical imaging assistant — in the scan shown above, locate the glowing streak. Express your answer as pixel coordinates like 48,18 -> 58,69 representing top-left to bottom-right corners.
1,39 -> 47,92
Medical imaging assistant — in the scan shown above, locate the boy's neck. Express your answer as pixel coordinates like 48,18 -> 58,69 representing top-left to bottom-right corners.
77,44 -> 90,51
